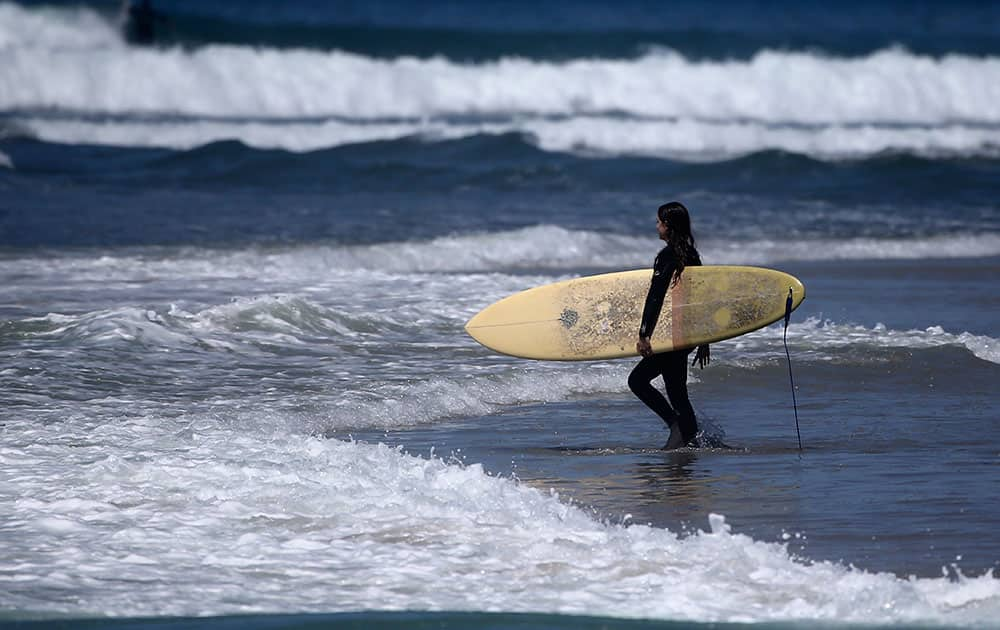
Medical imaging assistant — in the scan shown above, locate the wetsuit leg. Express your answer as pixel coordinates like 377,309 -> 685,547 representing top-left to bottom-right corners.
628,354 -> 677,427
661,350 -> 698,443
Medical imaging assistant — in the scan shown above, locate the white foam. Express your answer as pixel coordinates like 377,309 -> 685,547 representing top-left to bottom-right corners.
24,307 -> 194,347
0,148 -> 12,168
14,115 -> 1000,161
2,423 -> 998,622
15,302 -> 998,442
732,317 -> 1000,366
14,292 -> 632,431
0,3 -> 121,50
3,4 -> 1000,160
3,229 -> 999,290
293,230 -> 1000,269
149,228 -> 1000,272
952,330 -> 1000,365
4,27 -> 999,125
8,116 -> 424,152
323,226 -> 646,272
171,229 -> 1000,270
20,294 -> 410,354
327,318 -> 1000,432
524,117 -> 1000,161
317,362 -> 630,432
706,233 -> 1000,264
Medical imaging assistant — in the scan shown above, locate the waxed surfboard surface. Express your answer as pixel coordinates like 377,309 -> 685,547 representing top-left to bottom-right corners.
465,266 -> 806,361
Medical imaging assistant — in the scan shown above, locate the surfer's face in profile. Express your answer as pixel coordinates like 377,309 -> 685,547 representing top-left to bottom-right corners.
656,215 -> 669,241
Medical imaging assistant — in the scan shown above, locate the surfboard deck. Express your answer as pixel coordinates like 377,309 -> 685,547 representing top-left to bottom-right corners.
465,266 -> 805,361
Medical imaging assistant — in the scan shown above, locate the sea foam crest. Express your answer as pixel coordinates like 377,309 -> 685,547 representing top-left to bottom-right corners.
3,22 -> 999,124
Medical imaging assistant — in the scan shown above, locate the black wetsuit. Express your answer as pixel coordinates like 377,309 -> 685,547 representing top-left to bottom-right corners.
628,244 -> 701,443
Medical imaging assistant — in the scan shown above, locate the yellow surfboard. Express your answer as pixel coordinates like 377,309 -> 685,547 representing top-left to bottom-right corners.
465,266 -> 805,361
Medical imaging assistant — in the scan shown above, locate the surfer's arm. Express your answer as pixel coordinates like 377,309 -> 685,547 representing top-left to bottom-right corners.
638,251 -> 674,341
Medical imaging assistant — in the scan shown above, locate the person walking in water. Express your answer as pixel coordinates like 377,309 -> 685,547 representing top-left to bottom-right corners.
629,201 -> 710,449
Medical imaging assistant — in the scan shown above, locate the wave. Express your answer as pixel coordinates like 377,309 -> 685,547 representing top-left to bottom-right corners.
3,227 -> 1000,281
329,228 -> 1000,269
7,135 -> 999,203
708,233 -> 1000,265
4,39 -> 998,125
9,113 -> 1000,161
737,317 -> 1000,367
4,296 -> 632,429
321,365 -> 632,432
7,297 -> 997,436
16,301 -> 999,368
292,317 -> 1000,432
5,418 -> 1000,620
10,295 -> 404,352
3,3 -> 1000,160
4,2 -> 1000,60
19,300 -> 1000,365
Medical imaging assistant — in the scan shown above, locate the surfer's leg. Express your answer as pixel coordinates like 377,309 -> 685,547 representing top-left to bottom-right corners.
662,350 -> 698,444
628,355 -> 677,426
629,356 -> 688,449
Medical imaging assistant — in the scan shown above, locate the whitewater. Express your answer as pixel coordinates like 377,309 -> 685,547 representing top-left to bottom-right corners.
3,4 -> 1000,160
3,416 -> 1000,623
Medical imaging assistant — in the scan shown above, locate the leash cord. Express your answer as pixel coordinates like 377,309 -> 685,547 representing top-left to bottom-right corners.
783,288 -> 803,452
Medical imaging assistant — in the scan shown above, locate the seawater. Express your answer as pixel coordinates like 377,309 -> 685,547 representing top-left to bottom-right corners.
1,1 -> 999,628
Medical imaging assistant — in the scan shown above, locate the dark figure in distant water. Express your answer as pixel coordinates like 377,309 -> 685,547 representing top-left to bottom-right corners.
629,201 -> 710,450
123,0 -> 164,46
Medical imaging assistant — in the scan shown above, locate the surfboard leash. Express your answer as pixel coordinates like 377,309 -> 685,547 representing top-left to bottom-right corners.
783,288 -> 803,452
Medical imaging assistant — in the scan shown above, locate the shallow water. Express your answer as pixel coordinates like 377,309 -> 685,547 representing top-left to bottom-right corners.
2,0 -> 999,626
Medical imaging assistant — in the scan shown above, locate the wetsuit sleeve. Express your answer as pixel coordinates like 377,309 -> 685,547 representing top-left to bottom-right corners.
639,247 -> 676,338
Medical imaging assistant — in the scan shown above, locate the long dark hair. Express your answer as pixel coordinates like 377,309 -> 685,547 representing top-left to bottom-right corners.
658,201 -> 700,286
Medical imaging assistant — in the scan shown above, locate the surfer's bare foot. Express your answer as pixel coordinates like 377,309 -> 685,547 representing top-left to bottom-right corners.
662,425 -> 686,450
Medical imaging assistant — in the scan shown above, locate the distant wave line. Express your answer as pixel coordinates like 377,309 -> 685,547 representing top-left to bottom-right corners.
3,228 -> 999,275
4,37 -> 1000,125
7,116 -> 1000,162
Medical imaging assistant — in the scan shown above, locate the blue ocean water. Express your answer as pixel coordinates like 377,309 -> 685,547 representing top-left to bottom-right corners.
1,1 -> 999,628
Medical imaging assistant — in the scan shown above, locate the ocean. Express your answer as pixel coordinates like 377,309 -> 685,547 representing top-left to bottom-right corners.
1,0 -> 999,627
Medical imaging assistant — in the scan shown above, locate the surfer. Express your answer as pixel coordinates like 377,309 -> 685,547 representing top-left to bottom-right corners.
121,0 -> 165,46
629,201 -> 710,449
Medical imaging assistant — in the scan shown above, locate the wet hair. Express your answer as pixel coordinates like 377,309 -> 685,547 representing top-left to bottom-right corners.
657,201 -> 700,286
